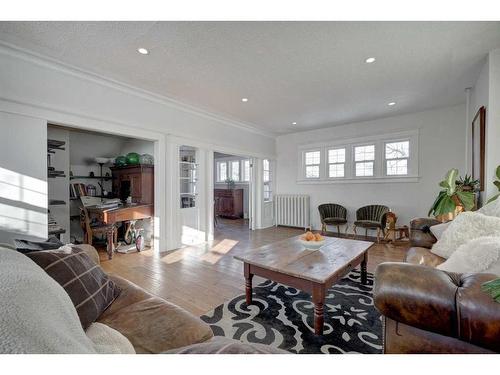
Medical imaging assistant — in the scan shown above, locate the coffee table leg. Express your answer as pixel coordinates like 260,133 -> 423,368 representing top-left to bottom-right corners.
312,283 -> 325,335
244,263 -> 253,305
361,252 -> 368,285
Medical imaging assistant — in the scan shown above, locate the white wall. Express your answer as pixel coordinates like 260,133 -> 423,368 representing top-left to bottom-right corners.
0,112 -> 47,244
485,49 -> 500,200
120,139 -> 154,157
0,44 -> 275,250
276,104 -> 467,231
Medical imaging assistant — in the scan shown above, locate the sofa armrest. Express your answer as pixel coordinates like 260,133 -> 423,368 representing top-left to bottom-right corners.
374,263 -> 500,352
409,217 -> 440,248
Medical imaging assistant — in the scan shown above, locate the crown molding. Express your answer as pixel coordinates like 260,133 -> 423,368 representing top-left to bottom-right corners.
0,40 -> 277,139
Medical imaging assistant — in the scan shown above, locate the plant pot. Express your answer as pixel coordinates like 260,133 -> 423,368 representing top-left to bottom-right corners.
435,196 -> 464,222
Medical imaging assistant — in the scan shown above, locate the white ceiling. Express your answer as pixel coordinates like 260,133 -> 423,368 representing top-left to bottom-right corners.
2,22 -> 500,135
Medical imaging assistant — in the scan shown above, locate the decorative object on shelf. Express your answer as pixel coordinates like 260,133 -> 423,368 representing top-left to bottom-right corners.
89,171 -> 95,177
125,152 -> 140,165
86,184 -> 97,197
114,155 -> 127,167
482,278 -> 500,304
487,166 -> 500,204
472,106 -> 486,191
225,178 -> 236,190
140,153 -> 154,165
428,168 -> 475,222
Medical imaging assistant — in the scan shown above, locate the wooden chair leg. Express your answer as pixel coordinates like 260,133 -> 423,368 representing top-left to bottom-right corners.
352,225 -> 357,238
321,223 -> 326,234
376,227 -> 381,243
337,225 -> 340,235
365,228 -> 368,237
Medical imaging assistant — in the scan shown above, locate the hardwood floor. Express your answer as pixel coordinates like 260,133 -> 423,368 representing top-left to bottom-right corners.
99,219 -> 408,316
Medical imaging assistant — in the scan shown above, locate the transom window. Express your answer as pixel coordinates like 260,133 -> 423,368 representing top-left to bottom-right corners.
354,145 -> 375,177
304,150 -> 321,178
231,161 -> 240,181
263,159 -> 272,201
385,141 -> 409,176
242,160 -> 250,182
328,148 -> 345,178
217,161 -> 227,181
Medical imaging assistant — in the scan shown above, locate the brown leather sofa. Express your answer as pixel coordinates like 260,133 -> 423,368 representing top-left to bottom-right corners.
80,245 -> 285,354
373,218 -> 500,354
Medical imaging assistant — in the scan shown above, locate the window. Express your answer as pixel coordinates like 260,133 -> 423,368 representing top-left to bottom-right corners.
354,145 -> 375,177
217,161 -> 227,182
263,159 -> 272,201
242,160 -> 250,181
304,150 -> 321,178
328,148 -> 345,178
231,161 -> 240,181
385,141 -> 409,176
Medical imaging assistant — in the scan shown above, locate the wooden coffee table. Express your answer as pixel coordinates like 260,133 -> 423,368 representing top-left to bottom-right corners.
233,235 -> 373,335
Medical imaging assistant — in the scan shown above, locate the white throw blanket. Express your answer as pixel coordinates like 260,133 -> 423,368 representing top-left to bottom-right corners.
0,247 -> 134,354
437,236 -> 500,275
431,212 -> 500,259
0,247 -> 96,353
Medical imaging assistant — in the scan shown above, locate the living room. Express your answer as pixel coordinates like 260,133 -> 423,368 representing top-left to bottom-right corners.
1,0 -> 500,373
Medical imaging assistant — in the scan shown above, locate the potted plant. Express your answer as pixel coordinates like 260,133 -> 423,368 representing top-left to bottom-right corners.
225,178 -> 236,190
428,168 -> 475,222
487,165 -> 500,204
455,174 -> 480,192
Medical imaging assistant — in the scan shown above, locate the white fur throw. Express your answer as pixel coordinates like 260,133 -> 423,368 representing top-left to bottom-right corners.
0,247 -> 96,353
86,322 -> 135,354
431,212 -> 500,259
478,197 -> 500,218
437,236 -> 500,275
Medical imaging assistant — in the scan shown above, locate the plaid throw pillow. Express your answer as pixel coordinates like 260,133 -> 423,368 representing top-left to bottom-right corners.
26,247 -> 121,329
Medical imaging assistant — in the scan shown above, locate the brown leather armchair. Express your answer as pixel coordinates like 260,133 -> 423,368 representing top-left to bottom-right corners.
374,263 -> 500,353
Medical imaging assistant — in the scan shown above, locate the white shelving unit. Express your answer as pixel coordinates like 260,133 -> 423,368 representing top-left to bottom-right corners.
179,146 -> 198,208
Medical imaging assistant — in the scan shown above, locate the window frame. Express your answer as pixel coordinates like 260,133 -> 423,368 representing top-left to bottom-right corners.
242,159 -> 250,182
216,161 -> 228,182
230,160 -> 240,181
297,129 -> 419,184
327,147 -> 346,178
303,149 -> 322,179
263,158 -> 272,202
353,143 -> 376,178
384,139 -> 410,176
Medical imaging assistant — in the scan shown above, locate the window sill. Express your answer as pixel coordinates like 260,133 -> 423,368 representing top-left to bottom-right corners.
296,175 -> 420,184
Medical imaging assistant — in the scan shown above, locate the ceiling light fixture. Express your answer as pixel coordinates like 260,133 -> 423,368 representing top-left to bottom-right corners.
137,48 -> 149,55
292,122 -> 297,125
365,57 -> 376,63
388,102 -> 396,106
241,98 -> 249,102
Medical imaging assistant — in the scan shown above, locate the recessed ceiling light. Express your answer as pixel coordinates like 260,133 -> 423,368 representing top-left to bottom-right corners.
292,122 -> 297,125
388,102 -> 396,106
241,98 -> 249,102
365,57 -> 376,63
137,48 -> 149,55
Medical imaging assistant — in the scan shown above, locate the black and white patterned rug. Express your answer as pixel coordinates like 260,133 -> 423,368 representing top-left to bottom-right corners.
201,270 -> 382,354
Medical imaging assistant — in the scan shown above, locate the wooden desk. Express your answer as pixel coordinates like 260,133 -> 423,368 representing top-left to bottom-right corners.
87,204 -> 154,259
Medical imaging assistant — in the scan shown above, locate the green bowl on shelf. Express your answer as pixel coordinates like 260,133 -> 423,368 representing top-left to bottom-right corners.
115,155 -> 127,167
126,152 -> 140,165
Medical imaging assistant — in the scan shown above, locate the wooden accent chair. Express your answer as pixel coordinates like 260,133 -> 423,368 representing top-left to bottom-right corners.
353,204 -> 390,242
318,203 -> 348,234
80,205 -> 117,257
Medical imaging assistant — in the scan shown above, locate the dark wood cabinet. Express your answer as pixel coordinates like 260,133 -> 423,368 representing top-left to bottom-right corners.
111,165 -> 154,204
215,189 -> 244,219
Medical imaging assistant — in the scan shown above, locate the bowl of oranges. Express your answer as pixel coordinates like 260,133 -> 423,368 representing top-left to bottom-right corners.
298,231 -> 326,250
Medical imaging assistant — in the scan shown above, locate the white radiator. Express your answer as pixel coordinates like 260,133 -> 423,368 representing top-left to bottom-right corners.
274,194 -> 310,230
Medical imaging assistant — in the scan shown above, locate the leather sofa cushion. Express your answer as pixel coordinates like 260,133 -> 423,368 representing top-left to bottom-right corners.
98,275 -> 213,353
405,247 -> 445,267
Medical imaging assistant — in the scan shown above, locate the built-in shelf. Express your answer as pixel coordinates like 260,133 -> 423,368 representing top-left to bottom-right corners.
49,200 -> 66,206
70,175 -> 113,180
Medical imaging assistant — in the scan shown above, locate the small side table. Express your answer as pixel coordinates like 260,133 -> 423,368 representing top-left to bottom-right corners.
384,225 -> 409,243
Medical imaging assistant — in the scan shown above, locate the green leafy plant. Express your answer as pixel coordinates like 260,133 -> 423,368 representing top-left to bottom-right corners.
225,178 -> 236,190
487,165 -> 500,204
428,169 -> 475,217
456,174 -> 480,192
482,278 -> 500,303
